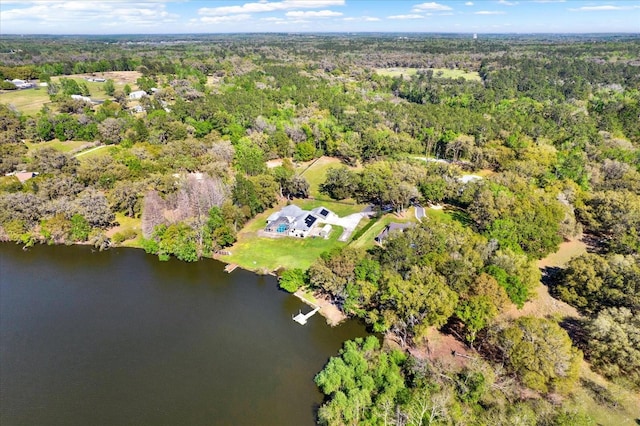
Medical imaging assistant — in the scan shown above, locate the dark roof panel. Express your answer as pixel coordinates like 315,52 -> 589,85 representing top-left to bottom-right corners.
304,214 -> 317,228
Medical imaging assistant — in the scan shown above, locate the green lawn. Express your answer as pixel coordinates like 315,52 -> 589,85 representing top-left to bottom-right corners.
350,210 -> 416,250
375,67 -> 420,78
0,77 -> 112,116
108,213 -> 143,248
568,367 -> 640,426
225,226 -> 345,272
223,206 -> 347,272
291,198 -> 364,218
26,139 -> 90,153
0,88 -> 51,115
375,67 -> 481,82
50,77 -> 111,99
296,157 -> 345,198
76,145 -> 114,161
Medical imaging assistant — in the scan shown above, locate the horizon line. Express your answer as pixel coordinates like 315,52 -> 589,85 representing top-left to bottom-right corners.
1,31 -> 639,36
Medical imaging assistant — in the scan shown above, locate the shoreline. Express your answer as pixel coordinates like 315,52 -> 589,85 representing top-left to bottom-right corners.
293,288 -> 347,327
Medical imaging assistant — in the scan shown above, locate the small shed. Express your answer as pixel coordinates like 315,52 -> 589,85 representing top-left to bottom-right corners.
375,222 -> 412,244
319,224 -> 332,238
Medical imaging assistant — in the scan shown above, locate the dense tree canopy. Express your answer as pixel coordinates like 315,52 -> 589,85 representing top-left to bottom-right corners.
0,33 -> 637,422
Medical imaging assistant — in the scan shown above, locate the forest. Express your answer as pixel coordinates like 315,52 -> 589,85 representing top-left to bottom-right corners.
1,33 -> 639,424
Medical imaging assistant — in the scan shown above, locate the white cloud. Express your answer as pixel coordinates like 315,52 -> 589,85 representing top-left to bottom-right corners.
465,2 -> 474,5
199,0 -> 344,16
533,0 -> 565,2
200,14 -> 251,24
1,1 -> 179,26
388,14 -> 425,19
411,2 -> 452,12
569,5 -> 640,11
474,10 -> 506,15
343,16 -> 380,22
497,0 -> 518,6
285,10 -> 342,17
275,19 -> 310,25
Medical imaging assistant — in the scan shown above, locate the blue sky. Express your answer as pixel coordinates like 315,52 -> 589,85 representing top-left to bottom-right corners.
1,1 -> 639,34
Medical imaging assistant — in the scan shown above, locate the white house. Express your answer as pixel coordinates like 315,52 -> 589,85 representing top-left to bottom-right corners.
8,79 -> 33,89
128,90 -> 147,100
265,205 -> 336,238
71,94 -> 92,102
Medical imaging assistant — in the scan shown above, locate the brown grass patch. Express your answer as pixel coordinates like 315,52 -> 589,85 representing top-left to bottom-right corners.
65,71 -> 142,86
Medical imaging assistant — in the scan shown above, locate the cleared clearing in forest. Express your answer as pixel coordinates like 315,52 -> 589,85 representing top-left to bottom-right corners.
375,67 -> 481,81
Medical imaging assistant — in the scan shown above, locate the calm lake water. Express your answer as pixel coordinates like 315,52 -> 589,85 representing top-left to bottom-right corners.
0,243 -> 369,425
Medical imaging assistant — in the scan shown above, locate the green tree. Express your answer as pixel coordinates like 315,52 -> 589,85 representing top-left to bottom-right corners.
234,138 -> 266,176
278,269 -> 306,293
485,264 -> 529,308
586,307 -> 640,386
556,253 -> 640,315
315,336 -> 407,426
232,174 -> 261,216
496,317 -> 582,394
455,295 -> 498,344
320,167 -> 359,200
104,79 -> 115,96
70,214 -> 91,241
375,266 -> 458,345
294,141 -> 316,161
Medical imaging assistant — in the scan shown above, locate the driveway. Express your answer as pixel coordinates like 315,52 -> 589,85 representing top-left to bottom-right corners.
323,207 -> 376,242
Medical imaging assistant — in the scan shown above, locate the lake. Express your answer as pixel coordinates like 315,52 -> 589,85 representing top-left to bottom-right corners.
0,243 -> 369,425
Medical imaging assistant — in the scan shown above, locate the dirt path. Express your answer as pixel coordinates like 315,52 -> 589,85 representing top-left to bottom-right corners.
503,235 -> 587,321
406,327 -> 474,370
75,145 -> 109,158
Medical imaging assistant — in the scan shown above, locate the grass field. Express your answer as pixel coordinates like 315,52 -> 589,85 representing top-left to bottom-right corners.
107,213 -> 143,248
291,198 -> 364,218
296,156 -> 363,200
0,74 -> 122,116
570,365 -> 640,426
375,67 -> 481,82
224,207 -> 346,272
350,209 -> 417,250
50,76 -> 111,99
25,139 -> 90,153
0,87 -> 52,115
76,145 -> 114,161
296,156 -> 345,198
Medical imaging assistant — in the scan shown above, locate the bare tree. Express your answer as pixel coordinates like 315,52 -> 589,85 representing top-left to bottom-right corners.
141,190 -> 167,237
98,117 -> 125,145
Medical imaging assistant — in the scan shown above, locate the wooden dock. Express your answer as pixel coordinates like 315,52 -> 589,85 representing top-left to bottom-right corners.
224,263 -> 239,273
292,307 -> 320,325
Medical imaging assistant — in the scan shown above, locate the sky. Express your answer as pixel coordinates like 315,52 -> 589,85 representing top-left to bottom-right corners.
1,1 -> 639,35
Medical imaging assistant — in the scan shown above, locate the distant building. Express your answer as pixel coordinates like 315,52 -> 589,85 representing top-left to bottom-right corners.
458,174 -> 483,184
374,222 -> 413,244
6,171 -> 39,183
71,94 -> 92,103
8,79 -> 34,89
128,90 -> 147,100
